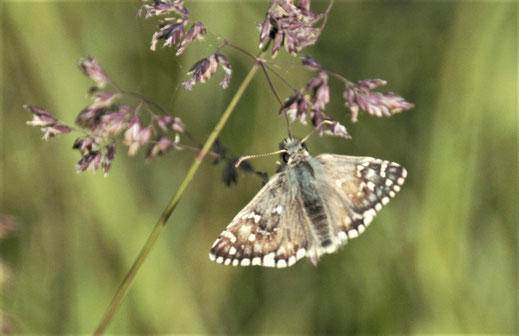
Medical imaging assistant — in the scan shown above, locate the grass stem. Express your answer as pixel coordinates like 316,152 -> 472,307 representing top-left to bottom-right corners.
93,58 -> 262,335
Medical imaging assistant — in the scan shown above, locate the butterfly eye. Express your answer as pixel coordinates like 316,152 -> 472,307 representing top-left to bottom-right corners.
301,142 -> 308,150
282,152 -> 290,163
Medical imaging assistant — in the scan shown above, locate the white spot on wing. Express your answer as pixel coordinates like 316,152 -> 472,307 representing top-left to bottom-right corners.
238,224 -> 252,236
358,224 -> 366,234
223,231 -> 236,243
362,209 -> 377,226
229,246 -> 237,255
252,257 -> 261,266
216,256 -> 224,264
247,211 -> 261,223
277,259 -> 287,268
380,162 -> 388,178
348,229 -> 359,239
209,253 -> 216,261
375,203 -> 383,211
224,258 -> 231,265
363,214 -> 374,226
288,256 -> 297,266
275,205 -> 283,214
397,177 -> 405,185
232,259 -> 239,266
382,197 -> 390,205
241,258 -> 251,266
325,243 -> 337,254
248,233 -> 256,242
263,252 -> 276,267
385,179 -> 393,186
394,185 -> 401,192
338,231 -> 348,242
367,181 -> 376,191
363,209 -> 376,218
296,248 -> 306,260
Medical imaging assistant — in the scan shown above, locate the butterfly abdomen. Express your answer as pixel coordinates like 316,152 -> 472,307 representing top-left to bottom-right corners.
294,161 -> 331,249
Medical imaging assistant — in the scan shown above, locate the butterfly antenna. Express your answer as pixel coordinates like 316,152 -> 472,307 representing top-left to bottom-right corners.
301,120 -> 334,143
283,111 -> 292,138
235,149 -> 288,168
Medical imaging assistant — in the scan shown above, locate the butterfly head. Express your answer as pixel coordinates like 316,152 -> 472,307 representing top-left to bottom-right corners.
280,137 -> 310,165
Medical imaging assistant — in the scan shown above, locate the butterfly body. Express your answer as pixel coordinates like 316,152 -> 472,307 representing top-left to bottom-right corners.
209,138 -> 406,268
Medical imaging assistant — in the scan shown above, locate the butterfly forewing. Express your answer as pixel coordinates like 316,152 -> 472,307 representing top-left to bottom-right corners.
314,154 -> 406,244
209,172 -> 311,268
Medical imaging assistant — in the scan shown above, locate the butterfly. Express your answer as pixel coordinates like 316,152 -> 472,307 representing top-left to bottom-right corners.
209,137 -> 406,268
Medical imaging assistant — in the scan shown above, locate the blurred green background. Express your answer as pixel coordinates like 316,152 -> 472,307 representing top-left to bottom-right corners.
1,0 -> 517,334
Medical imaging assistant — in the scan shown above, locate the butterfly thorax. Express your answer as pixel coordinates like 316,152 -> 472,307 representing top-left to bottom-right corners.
280,137 -> 311,166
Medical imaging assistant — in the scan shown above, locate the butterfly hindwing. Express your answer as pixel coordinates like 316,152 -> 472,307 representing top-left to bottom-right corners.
209,172 -> 310,268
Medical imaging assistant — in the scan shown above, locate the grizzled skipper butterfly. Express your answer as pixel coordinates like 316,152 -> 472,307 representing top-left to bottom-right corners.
210,136 -> 406,268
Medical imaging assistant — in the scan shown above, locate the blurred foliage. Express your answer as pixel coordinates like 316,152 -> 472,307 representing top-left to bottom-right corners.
1,1 -> 517,334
